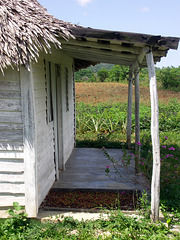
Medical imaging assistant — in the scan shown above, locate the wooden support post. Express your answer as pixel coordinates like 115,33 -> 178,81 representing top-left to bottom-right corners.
20,65 -> 38,217
127,66 -> 133,150
146,51 -> 161,222
134,68 -> 140,173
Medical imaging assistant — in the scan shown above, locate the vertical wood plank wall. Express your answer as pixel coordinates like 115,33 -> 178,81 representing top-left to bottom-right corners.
31,58 -> 56,208
0,69 -> 25,207
60,57 -> 75,164
33,50 -> 75,208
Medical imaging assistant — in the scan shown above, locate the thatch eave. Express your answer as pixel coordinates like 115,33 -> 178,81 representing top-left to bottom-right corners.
0,0 -> 75,72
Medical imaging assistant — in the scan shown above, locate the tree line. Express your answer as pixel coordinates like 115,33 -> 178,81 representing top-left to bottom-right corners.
75,64 -> 180,90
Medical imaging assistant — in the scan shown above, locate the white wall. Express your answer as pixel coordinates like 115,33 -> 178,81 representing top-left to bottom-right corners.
31,59 -> 56,208
60,61 -> 75,165
32,49 -> 75,208
0,68 -> 25,208
0,48 -> 75,215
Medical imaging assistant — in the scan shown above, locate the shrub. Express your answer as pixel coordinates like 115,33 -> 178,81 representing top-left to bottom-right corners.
156,66 -> 180,89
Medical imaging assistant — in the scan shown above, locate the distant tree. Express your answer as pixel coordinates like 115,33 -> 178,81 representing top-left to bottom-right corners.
97,69 -> 109,82
75,69 -> 94,82
156,66 -> 180,89
88,63 -> 115,73
109,65 -> 129,82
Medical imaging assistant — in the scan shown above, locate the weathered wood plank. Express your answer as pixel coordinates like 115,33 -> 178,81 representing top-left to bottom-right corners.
62,39 -> 142,54
35,98 -> 46,113
127,67 -> 133,150
36,137 -> 54,155
36,113 -> 47,127
62,40 -> 167,58
32,73 -> 45,82
36,126 -> 54,142
135,69 -> 140,173
0,183 -> 25,194
0,123 -> 23,130
0,161 -> 24,172
146,51 -> 161,222
34,82 -> 46,90
34,88 -> 46,99
20,65 -> 38,217
63,45 -> 137,60
38,162 -> 55,185
0,99 -> 22,111
37,149 -> 54,170
35,105 -> 46,116
0,81 -> 20,91
0,196 -> 25,207
71,27 -> 179,50
0,111 -> 22,123
0,172 -> 24,182
36,136 -> 54,156
0,150 -> 24,159
0,130 -> 23,142
38,169 -> 55,207
0,69 -> 19,80
64,50 -> 134,66
0,91 -> 21,99
0,142 -> 23,151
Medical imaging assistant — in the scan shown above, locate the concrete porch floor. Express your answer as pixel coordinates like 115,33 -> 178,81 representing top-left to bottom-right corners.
53,148 -> 149,191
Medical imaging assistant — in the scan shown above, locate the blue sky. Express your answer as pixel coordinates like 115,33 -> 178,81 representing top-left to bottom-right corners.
38,0 -> 180,68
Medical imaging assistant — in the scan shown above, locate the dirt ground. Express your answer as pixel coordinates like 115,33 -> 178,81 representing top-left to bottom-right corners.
75,82 -> 180,105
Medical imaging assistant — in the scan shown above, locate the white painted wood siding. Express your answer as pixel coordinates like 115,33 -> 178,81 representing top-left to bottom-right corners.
0,68 -> 25,208
61,64 -> 75,164
31,59 -> 56,208
43,49 -> 75,166
34,50 -> 75,207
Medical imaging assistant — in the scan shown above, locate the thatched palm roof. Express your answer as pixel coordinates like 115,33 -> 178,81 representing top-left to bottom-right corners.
0,0 -> 75,72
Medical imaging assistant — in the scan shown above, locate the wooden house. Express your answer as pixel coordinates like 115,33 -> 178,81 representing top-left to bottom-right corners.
0,0 -> 179,218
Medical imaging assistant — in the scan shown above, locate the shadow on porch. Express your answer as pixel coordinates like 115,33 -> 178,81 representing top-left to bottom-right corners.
53,148 -> 149,191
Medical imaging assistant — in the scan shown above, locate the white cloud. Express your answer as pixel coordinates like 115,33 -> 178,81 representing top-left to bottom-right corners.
77,0 -> 93,7
140,7 -> 150,12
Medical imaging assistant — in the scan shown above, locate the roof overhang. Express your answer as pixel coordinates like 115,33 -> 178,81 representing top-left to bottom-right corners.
60,27 -> 179,70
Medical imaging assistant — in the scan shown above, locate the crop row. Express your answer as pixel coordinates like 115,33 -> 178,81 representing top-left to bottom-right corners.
76,99 -> 180,134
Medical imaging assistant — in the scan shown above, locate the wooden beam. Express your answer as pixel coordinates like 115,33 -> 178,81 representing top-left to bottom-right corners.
62,39 -> 167,58
62,49 -> 135,66
131,46 -> 149,69
134,69 -> 140,173
146,50 -> 161,222
127,66 -> 133,150
70,27 -> 180,50
20,65 -> 38,218
62,44 -> 138,61
62,39 -> 142,54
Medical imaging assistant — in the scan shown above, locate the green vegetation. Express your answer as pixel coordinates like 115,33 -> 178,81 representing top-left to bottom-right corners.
76,100 -> 180,220
75,64 -> 129,83
75,64 -> 180,91
1,66 -> 179,239
156,66 -> 180,90
76,99 -> 179,137
0,203 -> 179,239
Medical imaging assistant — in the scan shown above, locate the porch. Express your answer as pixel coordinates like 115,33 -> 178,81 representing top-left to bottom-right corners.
52,148 -> 149,191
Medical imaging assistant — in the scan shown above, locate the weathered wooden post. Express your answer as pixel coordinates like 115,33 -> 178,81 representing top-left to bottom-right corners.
146,50 -> 161,222
20,65 -> 38,217
134,68 -> 140,173
127,66 -> 133,150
